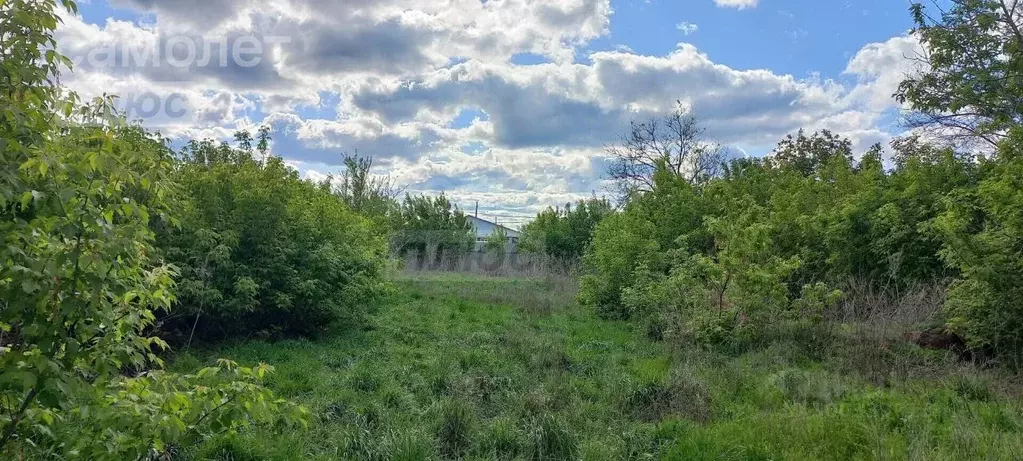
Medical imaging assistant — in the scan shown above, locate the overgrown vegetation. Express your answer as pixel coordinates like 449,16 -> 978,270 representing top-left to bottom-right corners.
580,0 -> 1023,364
1,1 -> 306,457
582,131 -> 954,338
158,139 -> 387,342
391,194 -> 476,261
4,0 -> 1023,458
174,276 -> 1023,460
519,198 -> 612,261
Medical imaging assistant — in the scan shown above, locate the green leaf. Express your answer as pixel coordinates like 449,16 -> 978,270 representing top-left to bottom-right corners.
21,190 -> 33,210
21,279 -> 40,294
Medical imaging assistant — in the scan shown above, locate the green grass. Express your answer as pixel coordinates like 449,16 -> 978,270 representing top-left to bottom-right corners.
174,275 -> 1023,460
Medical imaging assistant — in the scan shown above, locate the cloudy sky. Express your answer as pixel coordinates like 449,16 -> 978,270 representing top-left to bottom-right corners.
58,0 -> 927,225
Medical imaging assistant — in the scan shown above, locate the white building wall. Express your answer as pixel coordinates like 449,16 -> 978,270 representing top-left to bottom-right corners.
468,216 -> 520,253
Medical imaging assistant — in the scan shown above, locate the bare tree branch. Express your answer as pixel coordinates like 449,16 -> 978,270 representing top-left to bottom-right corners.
605,101 -> 723,202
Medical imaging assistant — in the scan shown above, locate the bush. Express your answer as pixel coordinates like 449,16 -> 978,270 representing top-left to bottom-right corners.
579,125 -> 1013,360
937,133 -> 1023,361
0,2 -> 305,454
159,145 -> 387,340
617,206 -> 816,347
579,212 -> 661,318
519,198 -> 612,260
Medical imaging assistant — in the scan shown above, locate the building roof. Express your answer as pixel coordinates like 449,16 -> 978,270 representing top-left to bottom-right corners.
467,215 -> 521,237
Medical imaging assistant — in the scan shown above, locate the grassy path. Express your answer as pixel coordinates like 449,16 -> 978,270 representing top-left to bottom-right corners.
177,275 -> 1023,460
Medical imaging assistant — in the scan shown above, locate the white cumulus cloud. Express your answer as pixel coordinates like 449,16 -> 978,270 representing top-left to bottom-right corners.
54,0 -> 924,214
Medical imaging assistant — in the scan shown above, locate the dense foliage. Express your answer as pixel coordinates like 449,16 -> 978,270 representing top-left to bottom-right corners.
583,123 -> 1023,360
157,139 -> 387,341
5,0 -> 1023,456
519,198 -> 612,260
897,0 -> 1023,146
580,127 -> 1012,346
583,131 -> 886,323
391,193 -> 475,259
937,132 -> 1023,356
0,0 -> 305,457
580,2 -> 1023,364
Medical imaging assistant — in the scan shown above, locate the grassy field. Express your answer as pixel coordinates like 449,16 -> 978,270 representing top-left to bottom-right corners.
174,274 -> 1023,460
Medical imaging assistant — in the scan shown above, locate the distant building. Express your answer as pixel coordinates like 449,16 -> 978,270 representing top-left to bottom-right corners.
468,215 -> 521,253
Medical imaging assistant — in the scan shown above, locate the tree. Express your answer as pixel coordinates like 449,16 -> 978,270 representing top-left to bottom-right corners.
606,101 -> 723,201
897,0 -> 1023,148
392,194 -> 476,260
872,136 -> 977,282
579,211 -> 661,318
159,135 -> 387,340
332,154 -> 403,227
895,2 -> 1023,360
485,226 -> 509,254
769,129 -> 854,177
520,198 -> 613,260
0,1 -> 304,456
937,129 -> 1023,360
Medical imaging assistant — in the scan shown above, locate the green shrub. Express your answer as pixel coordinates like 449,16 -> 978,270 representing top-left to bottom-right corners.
619,208 -> 814,349
792,282 -> 845,323
937,133 -> 1023,361
519,198 -> 612,260
0,2 -> 305,455
579,212 -> 660,319
158,146 -> 387,340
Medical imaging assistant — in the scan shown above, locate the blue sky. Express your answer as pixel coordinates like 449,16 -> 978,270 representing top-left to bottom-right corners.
598,0 -> 915,77
58,0 -> 928,223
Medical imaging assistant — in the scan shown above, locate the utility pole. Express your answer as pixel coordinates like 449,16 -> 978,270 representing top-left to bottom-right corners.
475,201 -> 479,218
